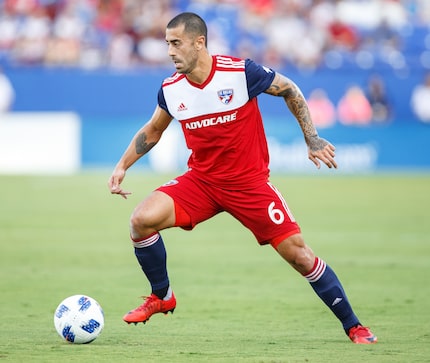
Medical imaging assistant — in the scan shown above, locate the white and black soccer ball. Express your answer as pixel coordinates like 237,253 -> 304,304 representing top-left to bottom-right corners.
54,295 -> 104,344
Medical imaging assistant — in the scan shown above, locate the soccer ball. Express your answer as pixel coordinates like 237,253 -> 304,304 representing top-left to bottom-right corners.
54,295 -> 104,344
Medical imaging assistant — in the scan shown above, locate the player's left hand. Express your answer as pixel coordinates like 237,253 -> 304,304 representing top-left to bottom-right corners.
307,136 -> 337,169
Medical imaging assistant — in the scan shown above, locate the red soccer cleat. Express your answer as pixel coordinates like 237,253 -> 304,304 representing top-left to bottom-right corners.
348,325 -> 378,344
123,292 -> 176,324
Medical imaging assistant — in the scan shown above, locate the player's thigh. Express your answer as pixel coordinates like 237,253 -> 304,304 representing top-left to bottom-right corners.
156,173 -> 221,229
225,182 -> 300,244
131,190 -> 176,230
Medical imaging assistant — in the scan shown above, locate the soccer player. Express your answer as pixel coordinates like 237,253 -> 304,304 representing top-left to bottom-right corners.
108,12 -> 377,344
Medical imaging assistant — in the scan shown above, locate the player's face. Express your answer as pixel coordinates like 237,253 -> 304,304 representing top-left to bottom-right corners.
166,25 -> 199,74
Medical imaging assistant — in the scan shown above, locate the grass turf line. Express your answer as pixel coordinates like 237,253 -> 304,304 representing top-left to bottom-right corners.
0,173 -> 429,362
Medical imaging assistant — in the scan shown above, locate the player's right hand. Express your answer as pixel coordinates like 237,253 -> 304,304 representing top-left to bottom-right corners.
108,169 -> 132,199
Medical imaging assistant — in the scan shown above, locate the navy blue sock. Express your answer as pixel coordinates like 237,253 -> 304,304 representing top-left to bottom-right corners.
132,233 -> 169,299
304,257 -> 360,332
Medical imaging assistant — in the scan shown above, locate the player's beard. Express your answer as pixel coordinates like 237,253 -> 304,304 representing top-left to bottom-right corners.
173,52 -> 198,75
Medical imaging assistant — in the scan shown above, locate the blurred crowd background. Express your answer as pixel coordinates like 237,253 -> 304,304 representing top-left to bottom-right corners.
0,0 -> 429,70
0,0 -> 430,125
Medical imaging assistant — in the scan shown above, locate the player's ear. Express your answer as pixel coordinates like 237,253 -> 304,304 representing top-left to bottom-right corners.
195,35 -> 205,50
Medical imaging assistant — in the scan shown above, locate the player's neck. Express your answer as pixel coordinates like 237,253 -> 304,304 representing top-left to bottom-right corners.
186,52 -> 213,85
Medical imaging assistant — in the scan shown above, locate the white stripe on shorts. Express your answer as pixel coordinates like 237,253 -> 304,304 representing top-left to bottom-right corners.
267,182 -> 296,222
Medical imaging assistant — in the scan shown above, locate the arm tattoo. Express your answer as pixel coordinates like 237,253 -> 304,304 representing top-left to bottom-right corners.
268,75 -> 322,149
135,132 -> 156,155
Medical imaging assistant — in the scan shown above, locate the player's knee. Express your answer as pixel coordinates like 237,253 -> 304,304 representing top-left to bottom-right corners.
129,208 -> 159,235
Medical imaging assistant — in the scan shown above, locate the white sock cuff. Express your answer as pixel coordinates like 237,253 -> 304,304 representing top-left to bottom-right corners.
304,257 -> 327,283
132,232 -> 160,248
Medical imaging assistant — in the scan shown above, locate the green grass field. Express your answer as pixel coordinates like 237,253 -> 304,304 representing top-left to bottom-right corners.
1,172 -> 429,363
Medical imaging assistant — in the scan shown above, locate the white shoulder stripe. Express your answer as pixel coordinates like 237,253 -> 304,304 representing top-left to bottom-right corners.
217,63 -> 245,69
163,73 -> 182,85
216,56 -> 245,68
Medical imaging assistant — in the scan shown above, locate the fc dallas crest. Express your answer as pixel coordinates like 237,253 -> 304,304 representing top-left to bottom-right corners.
217,89 -> 234,105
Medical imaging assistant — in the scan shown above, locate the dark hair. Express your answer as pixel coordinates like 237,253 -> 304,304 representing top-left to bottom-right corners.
167,12 -> 208,46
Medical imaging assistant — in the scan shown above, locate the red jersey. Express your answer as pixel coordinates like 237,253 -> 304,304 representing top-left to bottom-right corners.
158,55 -> 276,190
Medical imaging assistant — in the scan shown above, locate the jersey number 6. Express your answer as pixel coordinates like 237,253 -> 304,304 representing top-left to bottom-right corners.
268,202 -> 285,225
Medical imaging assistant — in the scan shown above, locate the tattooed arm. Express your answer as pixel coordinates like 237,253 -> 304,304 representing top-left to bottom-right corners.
108,106 -> 173,198
265,73 -> 337,169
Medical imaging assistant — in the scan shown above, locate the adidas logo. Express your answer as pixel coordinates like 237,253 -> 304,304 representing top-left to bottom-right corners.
177,102 -> 187,111
332,297 -> 343,306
